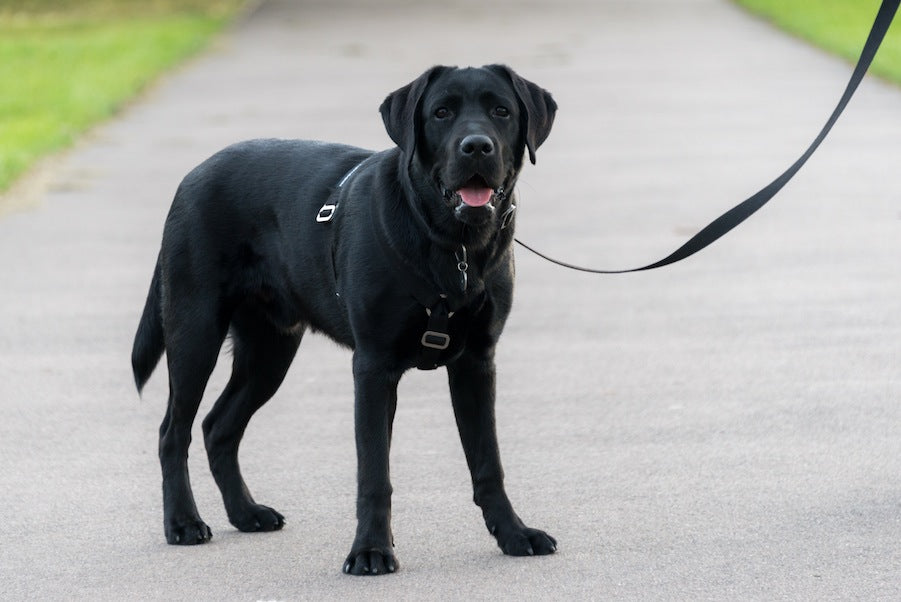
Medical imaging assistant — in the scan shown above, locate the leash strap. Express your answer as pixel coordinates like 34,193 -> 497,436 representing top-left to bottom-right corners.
515,0 -> 899,274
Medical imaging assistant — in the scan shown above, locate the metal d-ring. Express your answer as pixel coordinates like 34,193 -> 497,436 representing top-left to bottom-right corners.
455,245 -> 468,293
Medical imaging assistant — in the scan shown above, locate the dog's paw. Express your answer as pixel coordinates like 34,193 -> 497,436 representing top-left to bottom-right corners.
342,548 -> 398,576
165,517 -> 213,545
498,526 -> 557,556
229,504 -> 285,533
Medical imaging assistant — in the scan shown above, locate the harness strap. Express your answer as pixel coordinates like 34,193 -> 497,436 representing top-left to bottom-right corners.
419,299 -> 452,370
337,161 -> 365,187
320,160 -> 516,370
365,191 -> 459,369
319,155 -> 459,369
316,159 -> 368,223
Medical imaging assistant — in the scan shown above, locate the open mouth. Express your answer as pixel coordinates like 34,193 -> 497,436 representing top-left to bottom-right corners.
457,175 -> 494,208
443,175 -> 499,210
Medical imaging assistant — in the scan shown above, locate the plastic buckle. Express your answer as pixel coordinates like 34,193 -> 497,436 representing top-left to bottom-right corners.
316,204 -> 337,223
421,331 -> 450,350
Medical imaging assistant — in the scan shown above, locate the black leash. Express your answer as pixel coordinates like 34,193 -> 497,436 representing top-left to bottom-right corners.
515,0 -> 899,274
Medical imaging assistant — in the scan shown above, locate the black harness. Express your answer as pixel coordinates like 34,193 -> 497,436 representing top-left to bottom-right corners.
318,160 -> 510,370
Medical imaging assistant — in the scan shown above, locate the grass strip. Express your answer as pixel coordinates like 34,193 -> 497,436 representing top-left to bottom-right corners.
0,1 -> 246,193
734,0 -> 901,85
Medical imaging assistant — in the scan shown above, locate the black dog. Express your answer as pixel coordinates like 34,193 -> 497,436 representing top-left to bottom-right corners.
132,64 -> 557,575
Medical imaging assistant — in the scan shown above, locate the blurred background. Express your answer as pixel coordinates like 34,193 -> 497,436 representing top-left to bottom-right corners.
2,0 -> 899,209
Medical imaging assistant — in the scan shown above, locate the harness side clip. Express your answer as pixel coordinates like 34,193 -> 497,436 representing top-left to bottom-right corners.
316,204 -> 337,223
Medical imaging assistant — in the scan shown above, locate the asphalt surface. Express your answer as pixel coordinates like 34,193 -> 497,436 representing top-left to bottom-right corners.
1,0 -> 900,599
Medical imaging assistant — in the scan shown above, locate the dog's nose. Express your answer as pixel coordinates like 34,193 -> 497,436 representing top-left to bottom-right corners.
460,134 -> 495,157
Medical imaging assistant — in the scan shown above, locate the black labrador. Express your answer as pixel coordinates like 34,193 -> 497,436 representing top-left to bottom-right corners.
131,64 -> 557,575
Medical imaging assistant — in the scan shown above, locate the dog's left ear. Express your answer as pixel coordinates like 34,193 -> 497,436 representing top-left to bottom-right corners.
380,65 -> 451,159
485,65 -> 557,165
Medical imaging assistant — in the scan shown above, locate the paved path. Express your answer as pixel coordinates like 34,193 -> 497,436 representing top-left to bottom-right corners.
2,0 -> 899,599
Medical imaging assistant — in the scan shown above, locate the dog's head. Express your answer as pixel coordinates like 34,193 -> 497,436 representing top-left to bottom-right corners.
380,65 -> 556,229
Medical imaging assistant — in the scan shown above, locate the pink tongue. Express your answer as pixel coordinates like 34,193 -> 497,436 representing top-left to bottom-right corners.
457,187 -> 493,207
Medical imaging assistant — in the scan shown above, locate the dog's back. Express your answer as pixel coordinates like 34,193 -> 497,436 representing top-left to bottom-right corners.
131,139 -> 371,392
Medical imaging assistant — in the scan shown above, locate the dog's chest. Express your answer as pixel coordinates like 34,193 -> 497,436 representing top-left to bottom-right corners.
400,293 -> 489,370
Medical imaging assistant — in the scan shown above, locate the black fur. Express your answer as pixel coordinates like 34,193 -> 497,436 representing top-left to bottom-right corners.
132,64 -> 557,574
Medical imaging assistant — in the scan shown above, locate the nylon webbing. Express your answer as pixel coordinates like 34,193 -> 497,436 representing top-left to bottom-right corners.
515,0 -> 899,274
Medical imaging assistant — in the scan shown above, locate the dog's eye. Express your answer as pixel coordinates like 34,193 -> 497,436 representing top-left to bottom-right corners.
493,106 -> 510,118
434,107 -> 450,119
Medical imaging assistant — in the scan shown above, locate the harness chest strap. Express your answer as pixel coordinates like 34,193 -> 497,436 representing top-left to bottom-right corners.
318,159 -> 514,370
419,298 -> 452,370
317,159 -> 457,370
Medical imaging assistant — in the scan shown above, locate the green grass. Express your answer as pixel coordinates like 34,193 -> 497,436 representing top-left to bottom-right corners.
4,2 -> 896,197
734,0 -> 901,84
0,1 -> 246,193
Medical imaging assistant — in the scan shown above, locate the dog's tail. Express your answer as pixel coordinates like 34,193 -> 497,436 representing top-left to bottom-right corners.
132,257 -> 165,395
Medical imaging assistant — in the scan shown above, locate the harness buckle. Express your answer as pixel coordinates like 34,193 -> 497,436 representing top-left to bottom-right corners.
316,204 -> 337,223
421,331 -> 450,350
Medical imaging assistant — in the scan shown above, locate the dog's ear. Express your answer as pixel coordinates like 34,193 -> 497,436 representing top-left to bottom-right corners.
486,64 -> 557,165
380,66 -> 451,158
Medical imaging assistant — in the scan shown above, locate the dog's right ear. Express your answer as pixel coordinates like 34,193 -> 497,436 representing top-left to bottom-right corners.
380,66 -> 451,159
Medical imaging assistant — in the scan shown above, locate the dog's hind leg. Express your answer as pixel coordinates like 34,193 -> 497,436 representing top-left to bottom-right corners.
159,300 -> 229,545
202,307 -> 302,533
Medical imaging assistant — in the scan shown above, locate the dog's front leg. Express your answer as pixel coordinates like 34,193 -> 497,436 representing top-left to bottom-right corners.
448,350 -> 557,557
343,351 -> 400,576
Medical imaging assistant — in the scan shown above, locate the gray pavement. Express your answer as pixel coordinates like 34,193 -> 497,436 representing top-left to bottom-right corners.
2,0 -> 900,599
